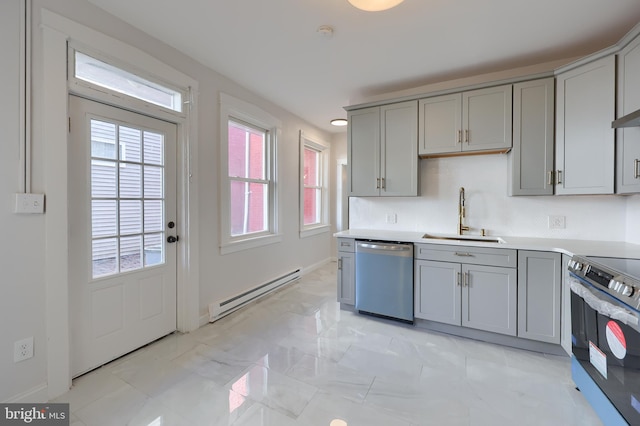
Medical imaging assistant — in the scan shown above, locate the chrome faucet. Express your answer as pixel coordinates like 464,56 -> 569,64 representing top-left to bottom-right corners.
458,187 -> 470,235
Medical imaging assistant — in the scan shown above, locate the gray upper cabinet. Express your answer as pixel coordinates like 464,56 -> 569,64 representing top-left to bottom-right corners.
517,250 -> 562,344
348,101 -> 418,196
555,55 -> 616,195
419,84 -> 513,156
616,33 -> 640,194
508,78 -> 555,196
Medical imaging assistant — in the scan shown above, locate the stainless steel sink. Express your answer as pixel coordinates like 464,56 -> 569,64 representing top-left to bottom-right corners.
421,233 -> 506,244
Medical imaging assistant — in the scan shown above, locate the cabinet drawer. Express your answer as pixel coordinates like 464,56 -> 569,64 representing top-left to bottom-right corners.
415,244 -> 516,268
337,238 -> 355,252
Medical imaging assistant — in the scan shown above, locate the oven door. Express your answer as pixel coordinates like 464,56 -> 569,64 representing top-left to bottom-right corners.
571,275 -> 640,424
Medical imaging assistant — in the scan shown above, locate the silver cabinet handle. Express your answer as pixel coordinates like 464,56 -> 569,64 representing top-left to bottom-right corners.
457,272 -> 461,286
635,159 -> 639,179
376,178 -> 380,189
457,130 -> 462,144
547,170 -> 554,185
462,272 -> 469,287
340,241 -> 350,247
381,177 -> 386,189
338,258 -> 343,270
454,252 -> 474,257
465,129 -> 469,143
557,170 -> 563,184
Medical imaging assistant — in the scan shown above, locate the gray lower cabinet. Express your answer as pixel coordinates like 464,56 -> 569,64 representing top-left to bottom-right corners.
337,238 -> 355,305
517,250 -> 562,344
415,244 -> 517,336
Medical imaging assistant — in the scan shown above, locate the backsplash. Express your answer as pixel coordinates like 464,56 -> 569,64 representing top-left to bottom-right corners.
349,153 -> 634,242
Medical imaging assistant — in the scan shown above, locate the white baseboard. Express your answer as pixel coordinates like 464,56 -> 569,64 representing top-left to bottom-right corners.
5,383 -> 48,403
301,257 -> 332,275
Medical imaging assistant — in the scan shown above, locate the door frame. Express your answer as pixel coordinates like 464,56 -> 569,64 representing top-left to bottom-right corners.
39,9 -> 200,399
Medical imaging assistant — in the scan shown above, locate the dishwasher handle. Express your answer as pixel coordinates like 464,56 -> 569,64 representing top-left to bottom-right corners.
356,241 -> 413,257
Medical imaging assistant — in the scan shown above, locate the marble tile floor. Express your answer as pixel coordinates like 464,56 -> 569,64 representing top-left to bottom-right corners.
54,262 -> 603,426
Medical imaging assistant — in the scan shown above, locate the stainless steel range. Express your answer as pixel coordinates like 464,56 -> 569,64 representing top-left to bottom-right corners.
568,255 -> 640,425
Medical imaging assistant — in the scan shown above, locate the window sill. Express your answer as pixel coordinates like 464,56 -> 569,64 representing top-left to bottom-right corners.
300,225 -> 330,239
220,233 -> 282,255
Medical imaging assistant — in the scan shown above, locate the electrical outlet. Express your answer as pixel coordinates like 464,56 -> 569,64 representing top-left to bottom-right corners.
548,215 -> 566,229
14,337 -> 34,363
385,213 -> 397,224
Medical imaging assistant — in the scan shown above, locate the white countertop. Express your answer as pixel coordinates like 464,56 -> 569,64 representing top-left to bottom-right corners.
334,229 -> 640,259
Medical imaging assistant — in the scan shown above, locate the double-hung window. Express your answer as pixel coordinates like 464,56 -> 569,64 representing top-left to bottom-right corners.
220,93 -> 280,253
300,131 -> 330,237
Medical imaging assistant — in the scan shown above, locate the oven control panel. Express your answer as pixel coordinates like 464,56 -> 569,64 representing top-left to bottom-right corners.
569,256 -> 640,311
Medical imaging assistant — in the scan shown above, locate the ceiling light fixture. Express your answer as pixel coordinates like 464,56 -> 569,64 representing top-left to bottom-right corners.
347,0 -> 404,12
330,118 -> 348,126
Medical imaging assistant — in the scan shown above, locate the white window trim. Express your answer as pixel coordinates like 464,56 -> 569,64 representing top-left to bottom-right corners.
299,130 -> 330,238
220,93 -> 282,254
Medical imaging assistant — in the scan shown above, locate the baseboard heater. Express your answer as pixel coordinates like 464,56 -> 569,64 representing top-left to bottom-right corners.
208,268 -> 301,322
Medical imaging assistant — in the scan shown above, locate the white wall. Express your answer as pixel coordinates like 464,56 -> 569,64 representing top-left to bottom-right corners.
627,195 -> 640,244
350,153 -> 634,242
0,0 -> 48,403
1,0 -> 333,402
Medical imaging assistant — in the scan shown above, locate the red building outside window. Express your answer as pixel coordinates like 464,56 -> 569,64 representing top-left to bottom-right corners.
228,120 -> 269,236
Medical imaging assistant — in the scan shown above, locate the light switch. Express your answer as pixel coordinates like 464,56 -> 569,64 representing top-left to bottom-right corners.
14,193 -> 45,214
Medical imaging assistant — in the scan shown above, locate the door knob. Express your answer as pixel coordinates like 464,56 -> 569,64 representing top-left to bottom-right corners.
167,235 -> 179,243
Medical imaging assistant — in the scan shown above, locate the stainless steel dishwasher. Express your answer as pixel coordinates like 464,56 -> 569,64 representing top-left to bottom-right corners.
355,240 -> 414,323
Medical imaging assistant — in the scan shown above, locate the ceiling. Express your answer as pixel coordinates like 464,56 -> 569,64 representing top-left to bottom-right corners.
86,0 -> 640,133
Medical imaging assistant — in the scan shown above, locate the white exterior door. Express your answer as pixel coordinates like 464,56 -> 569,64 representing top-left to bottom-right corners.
68,95 -> 178,377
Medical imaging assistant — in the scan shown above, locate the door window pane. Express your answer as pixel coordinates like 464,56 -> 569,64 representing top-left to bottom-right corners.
120,235 -> 143,272
91,161 -> 117,198
90,118 -> 167,278
92,200 -> 117,238
144,200 -> 163,233
91,120 -> 117,160
93,238 -> 118,278
120,200 -> 143,235
144,233 -> 163,267
120,164 -> 142,198
120,126 -> 141,163
144,131 -> 164,165
144,166 -> 164,198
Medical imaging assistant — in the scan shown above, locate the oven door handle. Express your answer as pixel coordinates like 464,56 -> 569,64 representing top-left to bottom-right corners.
570,278 -> 639,326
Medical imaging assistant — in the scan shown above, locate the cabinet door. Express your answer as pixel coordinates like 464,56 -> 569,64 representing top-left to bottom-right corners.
415,260 -> 461,325
337,252 -> 355,305
556,55 -> 615,195
418,94 -> 461,155
509,78 -> 555,196
380,101 -> 418,196
617,35 -> 640,194
462,264 -> 517,336
517,251 -> 561,344
462,85 -> 513,152
348,107 -> 380,196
